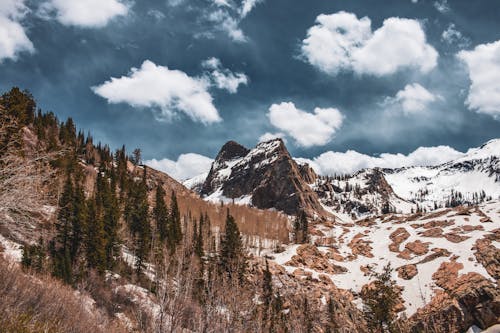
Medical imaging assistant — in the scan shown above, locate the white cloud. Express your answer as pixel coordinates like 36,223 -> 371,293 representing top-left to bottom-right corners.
258,132 -> 286,143
205,0 -> 263,42
207,9 -> 246,42
387,83 -> 437,114
202,57 -> 248,93
40,0 -> 129,28
441,24 -> 469,47
240,0 -> 262,18
297,145 -> 464,176
145,153 -> 213,181
301,12 -> 438,76
458,40 -> 500,118
0,0 -> 34,62
92,60 -> 221,124
434,0 -> 450,13
268,102 -> 343,147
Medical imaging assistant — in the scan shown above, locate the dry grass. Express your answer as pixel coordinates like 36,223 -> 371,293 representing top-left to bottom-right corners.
0,258 -> 126,333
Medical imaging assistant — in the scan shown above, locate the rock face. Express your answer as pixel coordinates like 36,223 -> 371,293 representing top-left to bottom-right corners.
409,273 -> 500,333
201,139 -> 326,217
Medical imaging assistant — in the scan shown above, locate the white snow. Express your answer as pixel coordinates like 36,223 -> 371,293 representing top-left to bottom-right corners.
0,234 -> 23,262
269,201 -> 500,317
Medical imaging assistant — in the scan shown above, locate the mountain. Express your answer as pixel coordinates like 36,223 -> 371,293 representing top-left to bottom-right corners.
190,138 -> 500,220
1,88 -> 499,332
198,139 -> 327,218
383,139 -> 500,209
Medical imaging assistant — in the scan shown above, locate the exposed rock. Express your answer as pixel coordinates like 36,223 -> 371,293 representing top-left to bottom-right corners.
397,264 -> 418,280
409,273 -> 500,333
348,233 -> 373,258
444,232 -> 470,243
404,240 -> 429,256
418,248 -> 452,264
432,260 -> 464,289
201,139 -> 326,217
422,219 -> 454,229
389,227 -> 410,252
473,237 -> 500,280
419,227 -> 444,238
286,244 -> 348,275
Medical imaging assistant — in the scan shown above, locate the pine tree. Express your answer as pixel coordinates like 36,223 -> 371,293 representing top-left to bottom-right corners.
168,191 -> 182,252
325,295 -> 339,333
85,198 -> 106,274
124,169 -> 151,275
262,259 -> 273,325
220,211 -> 246,280
154,184 -> 169,243
52,174 -> 74,283
194,213 -> 204,258
362,263 -> 399,333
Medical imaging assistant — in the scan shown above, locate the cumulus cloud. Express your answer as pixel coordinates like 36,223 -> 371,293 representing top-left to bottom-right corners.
92,60 -> 221,124
145,153 -> 213,181
301,11 -> 438,76
441,24 -> 469,47
39,0 -> 129,28
240,0 -> 262,18
206,0 -> 263,42
458,40 -> 500,118
258,132 -> 286,143
386,83 -> 437,114
434,0 -> 450,13
297,145 -> 465,176
268,102 -> 343,147
0,0 -> 34,62
202,57 -> 248,93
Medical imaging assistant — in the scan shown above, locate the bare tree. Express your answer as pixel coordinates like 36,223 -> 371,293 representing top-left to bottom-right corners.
0,115 -> 62,225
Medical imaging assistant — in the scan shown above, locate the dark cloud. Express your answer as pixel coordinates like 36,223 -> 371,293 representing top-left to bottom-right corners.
1,0 -> 499,163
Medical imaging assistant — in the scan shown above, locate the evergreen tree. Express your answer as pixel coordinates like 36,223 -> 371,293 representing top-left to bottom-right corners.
96,168 -> 120,268
325,295 -> 339,333
85,198 -> 106,274
362,263 -> 399,333
52,174 -> 74,283
153,184 -> 169,243
168,191 -> 182,252
194,213 -> 204,258
262,259 -> 273,324
220,211 -> 246,280
124,169 -> 150,275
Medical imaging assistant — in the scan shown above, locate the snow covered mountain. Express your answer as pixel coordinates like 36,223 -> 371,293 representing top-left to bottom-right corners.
383,139 -> 500,210
197,139 -> 325,217
188,138 -> 500,220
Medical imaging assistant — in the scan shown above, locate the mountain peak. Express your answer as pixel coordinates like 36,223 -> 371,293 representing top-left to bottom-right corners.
200,138 -> 326,217
215,140 -> 249,164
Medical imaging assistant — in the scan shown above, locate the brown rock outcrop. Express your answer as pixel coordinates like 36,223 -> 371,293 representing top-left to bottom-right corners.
473,237 -> 500,280
286,244 -> 348,274
389,227 -> 410,252
397,264 -> 418,280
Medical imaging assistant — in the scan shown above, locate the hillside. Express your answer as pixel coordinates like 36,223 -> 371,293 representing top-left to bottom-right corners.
0,88 -> 499,333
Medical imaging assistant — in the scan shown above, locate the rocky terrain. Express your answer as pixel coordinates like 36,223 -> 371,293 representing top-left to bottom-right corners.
199,139 -> 327,217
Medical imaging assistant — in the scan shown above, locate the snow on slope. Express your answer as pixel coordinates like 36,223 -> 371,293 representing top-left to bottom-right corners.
384,139 -> 500,209
266,201 -> 499,316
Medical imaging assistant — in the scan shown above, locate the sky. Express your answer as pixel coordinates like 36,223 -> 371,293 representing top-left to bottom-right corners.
1,0 -> 500,179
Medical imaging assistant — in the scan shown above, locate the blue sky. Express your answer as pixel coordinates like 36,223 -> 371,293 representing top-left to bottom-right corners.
1,0 -> 500,178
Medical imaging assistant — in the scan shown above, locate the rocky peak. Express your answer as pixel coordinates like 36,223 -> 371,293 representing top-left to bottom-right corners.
200,139 -> 327,218
214,140 -> 249,164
